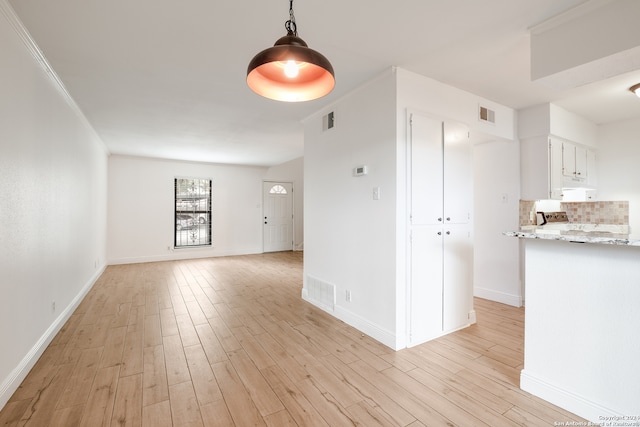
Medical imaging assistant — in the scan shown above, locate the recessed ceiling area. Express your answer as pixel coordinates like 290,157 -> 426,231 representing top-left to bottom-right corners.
6,0 -> 640,166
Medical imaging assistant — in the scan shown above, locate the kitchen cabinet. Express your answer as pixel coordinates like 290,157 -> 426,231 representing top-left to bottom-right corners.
521,135 -> 596,200
562,140 -> 588,182
408,112 -> 473,346
560,138 -> 597,189
519,103 -> 598,201
549,137 -> 564,200
586,148 -> 597,187
522,136 -> 563,200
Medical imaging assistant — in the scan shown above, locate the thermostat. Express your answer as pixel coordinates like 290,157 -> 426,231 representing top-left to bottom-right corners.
353,165 -> 368,177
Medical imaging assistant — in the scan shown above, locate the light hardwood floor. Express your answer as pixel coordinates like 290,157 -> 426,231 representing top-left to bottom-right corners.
0,251 -> 585,426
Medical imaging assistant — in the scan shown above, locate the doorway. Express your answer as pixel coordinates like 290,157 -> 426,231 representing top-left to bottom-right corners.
263,181 -> 294,252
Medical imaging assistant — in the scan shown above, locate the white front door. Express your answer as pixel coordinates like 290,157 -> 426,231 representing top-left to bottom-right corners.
263,181 -> 294,252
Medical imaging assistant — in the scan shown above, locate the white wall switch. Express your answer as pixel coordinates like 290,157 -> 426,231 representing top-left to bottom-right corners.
373,187 -> 381,200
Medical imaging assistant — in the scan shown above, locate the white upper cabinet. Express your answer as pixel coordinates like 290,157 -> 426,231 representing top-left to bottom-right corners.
586,148 -> 597,188
575,144 -> 588,181
549,137 -> 564,200
562,141 -> 589,182
519,103 -> 598,200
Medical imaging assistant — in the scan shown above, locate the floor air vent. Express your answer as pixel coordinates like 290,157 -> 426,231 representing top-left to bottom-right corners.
305,275 -> 336,312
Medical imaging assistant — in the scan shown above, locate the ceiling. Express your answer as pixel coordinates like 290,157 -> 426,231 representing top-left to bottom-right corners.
7,0 -> 640,166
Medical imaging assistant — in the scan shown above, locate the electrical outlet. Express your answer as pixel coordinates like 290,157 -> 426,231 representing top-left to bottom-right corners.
346,290 -> 352,302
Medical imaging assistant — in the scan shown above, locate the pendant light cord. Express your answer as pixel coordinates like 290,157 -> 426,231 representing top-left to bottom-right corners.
285,0 -> 298,36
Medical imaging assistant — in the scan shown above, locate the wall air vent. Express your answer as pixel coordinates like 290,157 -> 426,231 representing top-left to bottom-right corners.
479,106 -> 495,124
322,111 -> 335,131
305,275 -> 335,312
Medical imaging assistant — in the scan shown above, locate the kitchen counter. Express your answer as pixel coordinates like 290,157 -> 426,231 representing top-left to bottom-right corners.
514,233 -> 640,421
504,225 -> 640,246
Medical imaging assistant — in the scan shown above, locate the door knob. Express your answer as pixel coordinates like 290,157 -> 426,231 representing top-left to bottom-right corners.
437,231 -> 442,235
446,231 -> 450,235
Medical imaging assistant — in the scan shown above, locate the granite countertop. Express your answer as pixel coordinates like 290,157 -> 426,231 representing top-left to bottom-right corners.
504,224 -> 640,246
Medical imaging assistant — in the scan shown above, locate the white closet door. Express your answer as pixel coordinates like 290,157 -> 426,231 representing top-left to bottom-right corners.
410,113 -> 443,225
443,224 -> 473,331
408,112 -> 473,347
443,120 -> 471,225
409,225 -> 443,345
408,113 -> 444,346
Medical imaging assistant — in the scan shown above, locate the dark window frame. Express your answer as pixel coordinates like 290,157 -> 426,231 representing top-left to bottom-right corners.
174,178 -> 212,248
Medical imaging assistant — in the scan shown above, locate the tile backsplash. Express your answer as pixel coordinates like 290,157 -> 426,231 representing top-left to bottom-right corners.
520,200 -> 629,226
562,201 -> 629,225
519,200 -> 537,226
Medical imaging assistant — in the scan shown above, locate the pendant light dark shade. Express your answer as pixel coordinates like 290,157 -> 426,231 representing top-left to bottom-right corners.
247,1 -> 335,102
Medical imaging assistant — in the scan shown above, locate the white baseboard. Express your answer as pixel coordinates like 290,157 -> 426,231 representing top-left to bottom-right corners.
0,266 -> 105,411
520,370 -> 622,423
301,291 -> 400,350
474,286 -> 523,307
108,247 -> 263,265
468,309 -> 477,324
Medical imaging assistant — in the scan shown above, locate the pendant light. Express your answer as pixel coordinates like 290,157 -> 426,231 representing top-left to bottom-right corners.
247,0 -> 335,102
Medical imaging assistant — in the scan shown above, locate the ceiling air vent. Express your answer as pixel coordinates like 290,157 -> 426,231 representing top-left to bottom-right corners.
322,111 -> 335,131
479,106 -> 495,124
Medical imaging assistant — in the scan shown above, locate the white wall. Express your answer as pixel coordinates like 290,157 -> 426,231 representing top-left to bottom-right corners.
518,103 -> 598,147
396,68 -> 515,142
472,140 -> 522,306
265,156 -> 304,250
0,4 -> 108,409
108,155 -> 270,264
597,117 -> 640,233
303,69 -> 400,348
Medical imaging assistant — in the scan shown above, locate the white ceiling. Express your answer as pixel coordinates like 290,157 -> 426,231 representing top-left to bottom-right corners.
8,0 -> 640,166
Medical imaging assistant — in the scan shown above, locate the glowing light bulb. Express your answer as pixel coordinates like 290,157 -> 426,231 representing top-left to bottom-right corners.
284,60 -> 299,78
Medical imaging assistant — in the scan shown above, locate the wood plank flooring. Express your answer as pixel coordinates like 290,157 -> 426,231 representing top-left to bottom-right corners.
0,251 -> 586,426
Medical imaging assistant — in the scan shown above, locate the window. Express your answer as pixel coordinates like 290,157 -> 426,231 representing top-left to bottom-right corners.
269,184 -> 288,194
175,178 -> 212,247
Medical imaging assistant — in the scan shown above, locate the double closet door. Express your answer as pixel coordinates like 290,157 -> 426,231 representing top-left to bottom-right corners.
408,112 -> 473,346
